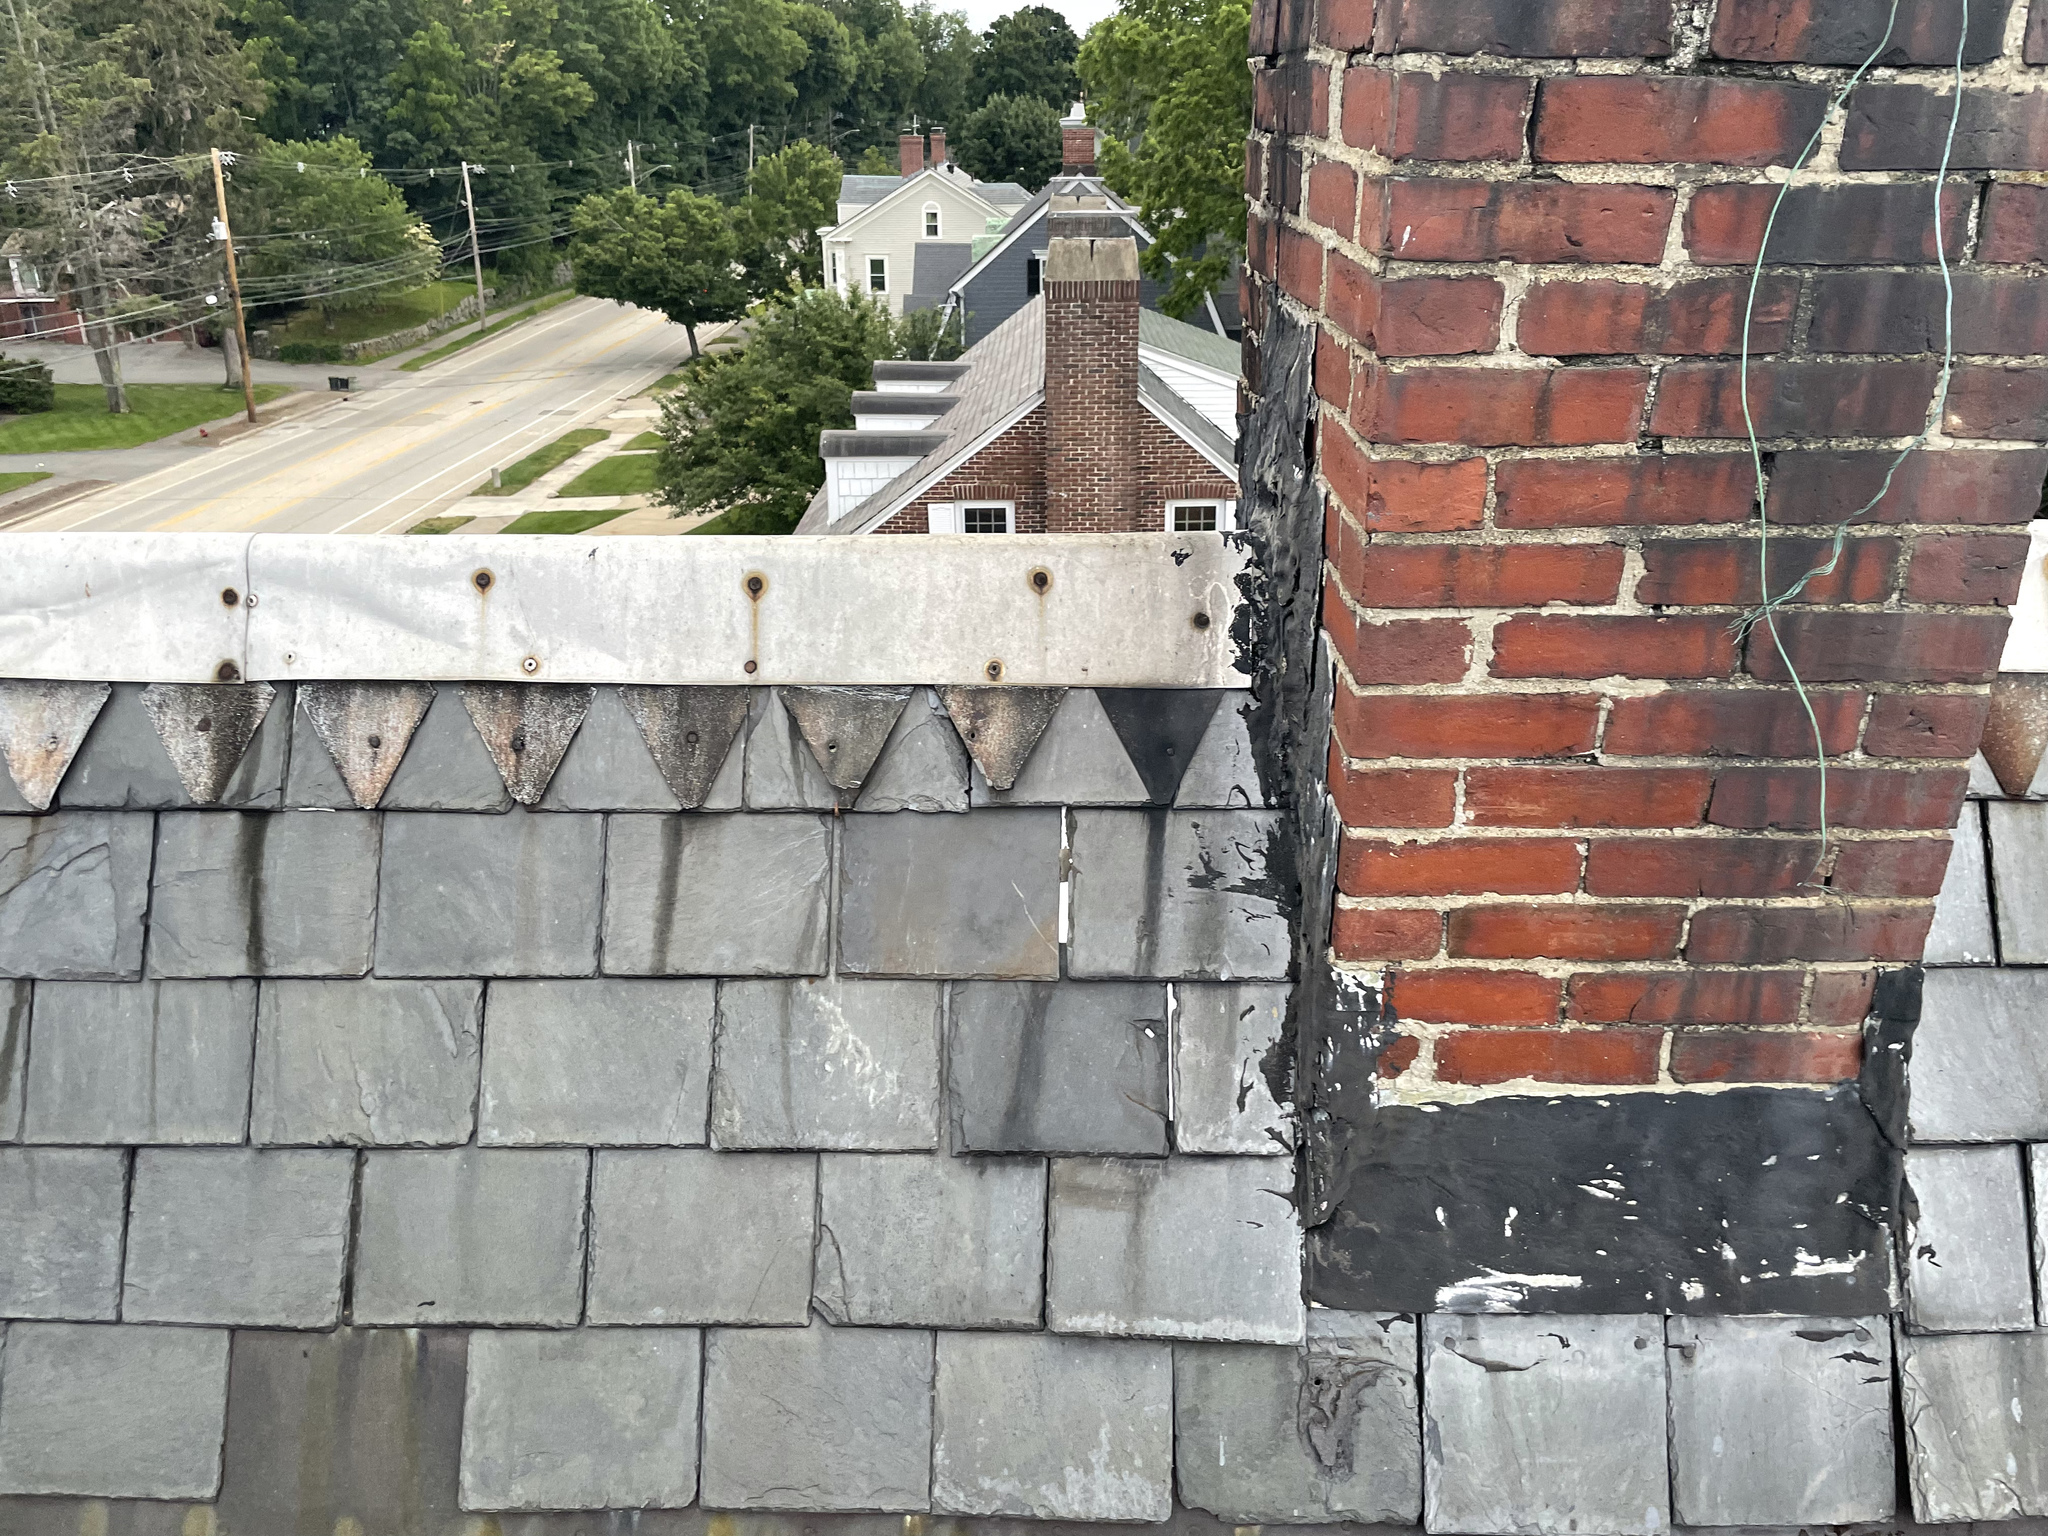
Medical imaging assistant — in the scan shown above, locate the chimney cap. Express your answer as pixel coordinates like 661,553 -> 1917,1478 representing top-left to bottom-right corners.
1044,234 -> 1140,285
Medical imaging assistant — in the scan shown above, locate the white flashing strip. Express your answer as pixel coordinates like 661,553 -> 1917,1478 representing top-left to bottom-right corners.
1999,520 -> 2048,674
0,533 -> 1249,687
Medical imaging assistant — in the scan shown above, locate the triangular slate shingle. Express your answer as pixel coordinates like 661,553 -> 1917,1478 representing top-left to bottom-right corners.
1096,689 -> 1226,805
140,682 -> 278,806
779,686 -> 913,794
0,680 -> 111,811
299,681 -> 436,810
462,683 -> 595,806
937,686 -> 1065,792
618,685 -> 751,809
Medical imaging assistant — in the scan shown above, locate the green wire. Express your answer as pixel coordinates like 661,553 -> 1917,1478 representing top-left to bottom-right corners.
1736,0 -> 1968,882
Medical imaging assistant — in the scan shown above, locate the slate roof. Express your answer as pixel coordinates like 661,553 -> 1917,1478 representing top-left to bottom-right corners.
837,174 -> 905,208
1139,307 -> 1240,374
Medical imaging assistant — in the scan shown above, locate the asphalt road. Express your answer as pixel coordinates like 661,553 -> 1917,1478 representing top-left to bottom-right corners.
5,297 -> 697,534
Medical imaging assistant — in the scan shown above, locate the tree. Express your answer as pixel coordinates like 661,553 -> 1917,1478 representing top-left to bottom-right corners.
569,185 -> 747,355
654,287 -> 928,532
1078,0 -> 1249,318
735,139 -> 841,293
971,5 -> 1077,109
854,143 -> 897,174
908,3 -> 973,129
953,92 -> 1059,188
235,137 -> 439,312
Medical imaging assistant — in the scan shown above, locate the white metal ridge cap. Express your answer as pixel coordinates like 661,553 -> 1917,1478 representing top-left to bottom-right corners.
0,532 -> 252,683
1999,520 -> 2048,674
229,531 -> 1250,687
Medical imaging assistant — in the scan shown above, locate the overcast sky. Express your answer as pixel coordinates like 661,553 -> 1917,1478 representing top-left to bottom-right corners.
956,0 -> 1118,39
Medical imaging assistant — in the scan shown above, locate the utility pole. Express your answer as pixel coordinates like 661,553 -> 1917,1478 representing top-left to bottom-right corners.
626,140 -> 637,192
209,147 -> 258,426
460,160 -> 489,337
747,124 -> 756,188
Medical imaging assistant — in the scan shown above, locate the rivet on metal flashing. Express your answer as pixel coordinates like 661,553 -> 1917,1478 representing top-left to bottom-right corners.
1029,567 -> 1052,594
521,656 -> 540,674
245,591 -> 258,608
215,660 -> 241,683
220,587 -> 240,607
985,659 -> 1004,682
1192,611 -> 1212,630
744,660 -> 758,674
473,569 -> 494,592
745,572 -> 767,599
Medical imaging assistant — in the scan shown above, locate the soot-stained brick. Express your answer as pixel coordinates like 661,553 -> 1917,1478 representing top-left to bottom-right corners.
1307,1088 -> 1898,1315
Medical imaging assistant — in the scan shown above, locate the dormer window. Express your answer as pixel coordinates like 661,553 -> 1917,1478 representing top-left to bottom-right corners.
924,205 -> 941,239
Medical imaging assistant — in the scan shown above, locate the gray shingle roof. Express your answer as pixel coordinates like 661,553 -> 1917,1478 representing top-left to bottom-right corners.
1139,307 -> 1240,374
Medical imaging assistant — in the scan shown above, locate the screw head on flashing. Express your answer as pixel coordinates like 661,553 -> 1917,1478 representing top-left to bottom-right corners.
744,572 -> 767,599
473,569 -> 494,593
220,587 -> 240,607
1192,611 -> 1211,630
521,655 -> 539,674
985,659 -> 1004,681
215,660 -> 240,683
1028,567 -> 1052,594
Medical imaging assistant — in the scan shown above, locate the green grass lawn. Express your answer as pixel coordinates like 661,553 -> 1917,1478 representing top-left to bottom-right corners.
401,290 -> 576,372
0,384 -> 293,453
266,281 -> 474,349
641,371 -> 685,395
408,515 -> 474,534
555,453 -> 659,498
470,428 -> 608,497
0,470 -> 53,497
503,506 -> 630,534
623,430 -> 664,450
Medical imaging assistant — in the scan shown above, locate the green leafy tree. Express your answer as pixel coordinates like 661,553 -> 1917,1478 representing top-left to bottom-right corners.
654,287 -> 926,532
854,142 -> 897,174
569,185 -> 747,355
970,4 -> 1076,109
1079,0 -> 1249,318
736,139 -> 841,293
893,303 -> 961,361
908,3 -> 973,129
695,0 -> 808,139
235,137 -> 439,312
953,92 -> 1059,188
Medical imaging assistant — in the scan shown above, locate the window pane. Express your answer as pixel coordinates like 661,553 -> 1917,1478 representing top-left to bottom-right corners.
925,210 -> 939,237
962,505 -> 1008,533
1026,258 -> 1042,296
1172,504 -> 1218,531
868,259 -> 887,292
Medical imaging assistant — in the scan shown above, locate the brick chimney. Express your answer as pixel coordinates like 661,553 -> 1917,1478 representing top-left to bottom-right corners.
1043,231 -> 1140,533
1061,125 -> 1099,173
929,129 -> 947,166
898,133 -> 925,177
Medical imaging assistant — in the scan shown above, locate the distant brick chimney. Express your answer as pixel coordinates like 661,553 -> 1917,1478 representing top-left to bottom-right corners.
929,129 -> 947,166
898,133 -> 925,177
1061,125 -> 1099,173
1043,231 -> 1140,533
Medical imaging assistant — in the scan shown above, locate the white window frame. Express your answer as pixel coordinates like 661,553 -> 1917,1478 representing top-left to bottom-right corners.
928,500 -> 1014,534
827,250 -> 840,287
1166,498 -> 1236,533
868,256 -> 888,294
923,203 -> 941,239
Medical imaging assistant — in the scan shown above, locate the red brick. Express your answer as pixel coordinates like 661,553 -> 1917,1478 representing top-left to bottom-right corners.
1371,0 -> 1673,57
1321,436 -> 1488,533
1832,837 -> 1955,898
1389,968 -> 1562,1024
1276,226 -> 1325,308
1650,360 -> 1940,438
1492,615 -> 1738,680
1359,366 -> 1649,447
1376,180 -> 1674,264
1943,367 -> 2048,441
1328,749 -> 1459,828
1863,692 -> 1992,759
1374,277 -> 1504,358
1316,0 -> 1373,49
1331,905 -> 1442,960
1535,77 -> 1827,166
1809,272 -> 2048,356
1604,689 -> 1866,758
1377,1034 -> 1422,1078
1436,1027 -> 1663,1085
1765,450 -> 2048,528
1325,251 -> 1379,350
1305,160 -> 1359,240
1706,765 -> 1969,832
1842,84 -> 2048,172
1685,184 -> 1974,266
1746,613 -> 2009,686
1315,330 -> 1353,412
1344,692 -> 1603,758
1982,183 -> 2048,262
1586,836 -> 1822,897
1517,277 -> 1797,357
1344,67 -> 1533,162
1465,767 -> 1712,828
1449,905 -> 1685,960
1711,0 -> 2008,65
1669,1030 -> 1860,1084
1345,544 -> 1623,608
1633,536 -> 1901,607
1568,969 -> 1803,1024
1338,836 -> 1584,896
1685,903 -> 1934,963
1808,968 -> 1878,1023
1495,455 -> 1755,529
1327,597 -> 1473,683
1905,532 -> 2032,607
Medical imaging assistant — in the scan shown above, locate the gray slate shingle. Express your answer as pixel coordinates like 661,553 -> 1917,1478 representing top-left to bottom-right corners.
742,687 -> 840,810
1174,692 -> 1267,809
853,687 -> 970,813
374,809 -> 603,977
121,1148 -> 353,1327
375,686 -> 511,811
1068,809 -> 1290,979
700,1323 -> 934,1512
1905,1143 -> 2037,1332
541,682 -> 736,812
26,979 -> 254,1144
1990,798 -> 2048,960
1910,967 -> 2048,1141
970,688 -> 1147,806
251,979 -> 482,1146
932,1332 -> 1171,1519
352,1149 -> 587,1326
1900,1328 -> 2048,1520
478,978 -> 713,1146
0,812 -> 152,980
602,813 -> 832,976
0,1148 -> 124,1320
1924,801 -> 1994,963
0,981 -> 22,1140
0,1322 -> 230,1499
1173,981 -> 1292,1154
59,681 -> 286,810
837,809 -> 1061,978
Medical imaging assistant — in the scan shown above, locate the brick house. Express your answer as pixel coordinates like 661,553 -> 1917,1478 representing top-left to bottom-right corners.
796,228 -> 1240,535
0,234 -> 81,343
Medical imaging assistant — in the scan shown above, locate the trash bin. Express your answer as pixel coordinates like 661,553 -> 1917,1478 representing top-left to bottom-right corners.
328,375 -> 356,392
